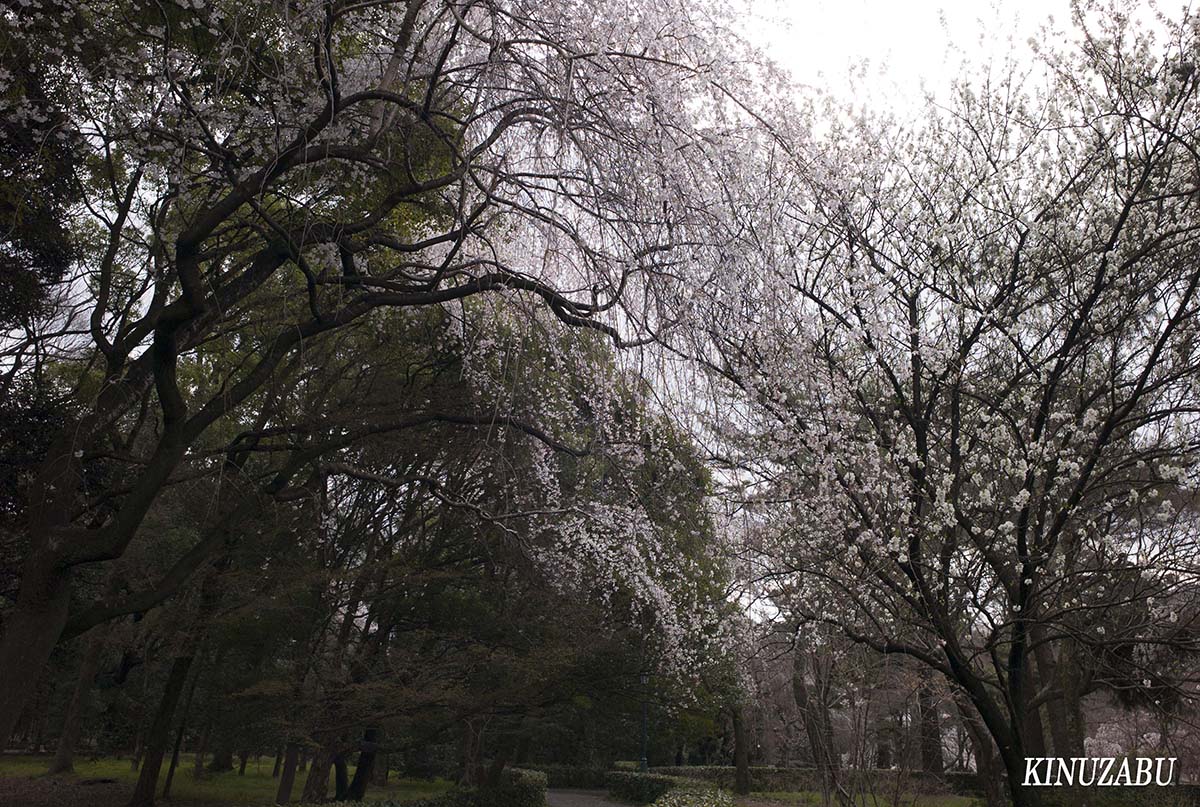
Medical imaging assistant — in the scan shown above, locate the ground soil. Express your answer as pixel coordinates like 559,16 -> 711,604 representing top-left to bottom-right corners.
0,772 -> 222,807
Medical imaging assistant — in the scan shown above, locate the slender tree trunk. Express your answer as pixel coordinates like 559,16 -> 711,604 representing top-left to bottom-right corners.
793,649 -> 843,805
162,659 -> 201,800
346,728 -> 379,801
373,753 -> 389,787
275,743 -> 301,804
193,714 -> 211,779
129,654 -> 194,807
238,750 -> 248,776
732,705 -> 752,795
48,626 -> 108,774
272,746 -> 283,778
916,675 -> 944,775
333,754 -> 350,800
459,719 -> 484,787
130,649 -> 151,772
131,728 -> 144,771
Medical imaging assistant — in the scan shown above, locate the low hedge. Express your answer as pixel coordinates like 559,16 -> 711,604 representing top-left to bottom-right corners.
1037,784 -> 1200,807
651,790 -> 735,807
606,771 -> 713,804
649,765 -> 983,796
523,764 -> 610,788
331,766 -> 546,807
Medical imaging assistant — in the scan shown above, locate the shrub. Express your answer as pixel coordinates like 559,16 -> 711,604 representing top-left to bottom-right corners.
649,766 -> 985,796
524,764 -> 610,788
324,766 -> 547,807
1038,784 -> 1200,807
606,771 -> 713,804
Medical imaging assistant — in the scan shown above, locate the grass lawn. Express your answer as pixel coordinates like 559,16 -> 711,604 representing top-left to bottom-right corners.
0,753 -> 452,805
741,792 -> 980,807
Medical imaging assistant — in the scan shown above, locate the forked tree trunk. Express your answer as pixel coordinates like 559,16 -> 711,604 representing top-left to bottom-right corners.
48,626 -> 108,774
129,654 -> 194,807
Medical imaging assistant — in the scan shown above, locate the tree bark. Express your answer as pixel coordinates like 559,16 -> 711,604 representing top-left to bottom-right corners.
162,656 -> 201,800
300,746 -> 334,802
732,705 -> 752,795
0,555 -> 73,747
793,649 -> 843,805
459,719 -> 484,787
346,728 -> 380,801
47,626 -> 108,774
953,694 -> 1005,807
128,654 -> 194,807
916,675 -> 944,775
333,753 -> 350,800
275,743 -> 301,804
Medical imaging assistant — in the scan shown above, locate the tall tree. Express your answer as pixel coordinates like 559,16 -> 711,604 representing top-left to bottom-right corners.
698,5 -> 1200,805
0,0 -> 762,742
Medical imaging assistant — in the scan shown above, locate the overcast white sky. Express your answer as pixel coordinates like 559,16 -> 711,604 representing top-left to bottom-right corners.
745,0 -> 1079,108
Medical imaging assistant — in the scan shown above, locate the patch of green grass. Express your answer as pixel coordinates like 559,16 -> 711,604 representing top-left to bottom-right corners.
0,754 -> 452,805
743,792 -> 979,807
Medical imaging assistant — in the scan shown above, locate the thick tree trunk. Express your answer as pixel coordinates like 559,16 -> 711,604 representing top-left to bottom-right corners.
275,743 -> 301,804
732,705 -> 752,795
953,694 -> 1005,807
300,746 -> 335,802
0,556 -> 73,748
48,626 -> 108,774
129,654 -> 194,807
238,750 -> 248,775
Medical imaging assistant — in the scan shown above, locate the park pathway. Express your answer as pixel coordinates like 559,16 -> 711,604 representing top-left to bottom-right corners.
547,788 -> 625,807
